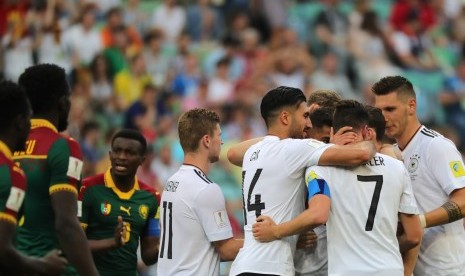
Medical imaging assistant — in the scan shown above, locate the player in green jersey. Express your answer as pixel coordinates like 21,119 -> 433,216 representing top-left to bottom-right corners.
0,80 -> 67,275
79,129 -> 159,276
14,64 -> 98,276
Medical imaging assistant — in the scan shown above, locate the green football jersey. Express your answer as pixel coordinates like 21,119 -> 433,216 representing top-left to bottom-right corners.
13,119 -> 83,275
79,169 -> 159,276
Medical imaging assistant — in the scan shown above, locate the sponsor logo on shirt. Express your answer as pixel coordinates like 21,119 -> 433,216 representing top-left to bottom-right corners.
101,202 -> 112,216
6,186 -> 25,212
67,157 -> 83,180
120,205 -> 131,216
214,209 -> 228,228
450,161 -> 465,177
139,204 -> 149,219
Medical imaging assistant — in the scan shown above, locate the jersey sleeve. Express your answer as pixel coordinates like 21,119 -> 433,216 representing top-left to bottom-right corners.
47,137 -> 83,196
193,183 -> 233,242
285,139 -> 332,173
304,166 -> 331,200
399,167 -> 419,215
0,165 -> 26,225
77,183 -> 90,230
427,138 -> 465,195
142,191 -> 160,238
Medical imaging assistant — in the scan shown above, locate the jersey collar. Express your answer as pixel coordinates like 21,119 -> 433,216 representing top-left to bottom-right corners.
31,119 -> 58,133
0,140 -> 12,160
104,169 -> 140,200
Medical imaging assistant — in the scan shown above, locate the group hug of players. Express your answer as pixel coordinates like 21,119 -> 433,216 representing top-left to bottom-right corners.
1,63 -> 465,276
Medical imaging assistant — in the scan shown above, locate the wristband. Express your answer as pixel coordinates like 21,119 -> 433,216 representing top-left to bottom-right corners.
419,214 -> 427,228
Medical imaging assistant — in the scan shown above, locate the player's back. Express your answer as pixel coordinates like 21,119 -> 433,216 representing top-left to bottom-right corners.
157,164 -> 232,276
307,153 -> 417,276
13,120 -> 82,258
230,136 -> 329,276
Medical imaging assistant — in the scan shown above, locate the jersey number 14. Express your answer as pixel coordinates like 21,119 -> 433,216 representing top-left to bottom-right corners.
242,169 -> 265,225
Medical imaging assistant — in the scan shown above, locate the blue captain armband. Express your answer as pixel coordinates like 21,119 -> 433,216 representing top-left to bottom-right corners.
305,170 -> 331,200
147,218 -> 160,237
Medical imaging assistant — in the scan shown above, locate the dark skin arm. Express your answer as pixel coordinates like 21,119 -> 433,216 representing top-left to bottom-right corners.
140,236 -> 159,265
51,191 -> 98,276
0,220 -> 67,275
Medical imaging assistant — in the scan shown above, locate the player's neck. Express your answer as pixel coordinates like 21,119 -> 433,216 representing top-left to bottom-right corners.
183,153 -> 210,174
267,126 -> 289,140
397,120 -> 422,151
110,171 -> 136,192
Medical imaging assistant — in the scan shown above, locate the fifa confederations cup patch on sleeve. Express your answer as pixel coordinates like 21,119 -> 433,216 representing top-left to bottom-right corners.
449,161 -> 465,177
6,186 -> 25,212
67,157 -> 83,180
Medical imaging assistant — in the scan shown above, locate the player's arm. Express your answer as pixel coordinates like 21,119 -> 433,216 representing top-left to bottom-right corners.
421,187 -> 465,228
0,219 -> 67,274
140,213 -> 160,265
49,139 -> 98,276
212,238 -> 243,261
86,216 -> 126,252
318,140 -> 376,166
227,137 -> 264,166
252,195 -> 330,242
397,213 -> 422,252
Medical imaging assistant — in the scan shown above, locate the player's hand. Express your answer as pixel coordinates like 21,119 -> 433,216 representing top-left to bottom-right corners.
330,126 -> 357,145
115,216 -> 127,247
39,249 -> 68,275
296,230 -> 317,249
252,215 -> 279,242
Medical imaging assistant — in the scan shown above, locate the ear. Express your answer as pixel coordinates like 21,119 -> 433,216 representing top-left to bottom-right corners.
201,134 -> 210,149
279,111 -> 290,126
407,98 -> 416,115
366,127 -> 376,141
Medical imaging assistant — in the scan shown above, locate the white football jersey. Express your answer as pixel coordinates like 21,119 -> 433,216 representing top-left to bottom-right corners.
294,225 -> 328,276
229,136 -> 330,276
306,153 -> 418,276
157,164 -> 233,276
400,126 -> 465,276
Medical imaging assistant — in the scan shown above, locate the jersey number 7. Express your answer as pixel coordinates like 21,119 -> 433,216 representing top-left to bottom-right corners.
242,169 -> 265,225
357,175 -> 384,231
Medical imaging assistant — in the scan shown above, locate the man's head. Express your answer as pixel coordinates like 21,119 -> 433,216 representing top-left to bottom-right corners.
18,64 -> 71,132
0,80 -> 32,151
307,89 -> 342,113
260,86 -> 310,139
372,76 -> 417,140
333,100 -> 372,144
307,107 -> 333,143
110,129 -> 147,177
178,108 -> 222,163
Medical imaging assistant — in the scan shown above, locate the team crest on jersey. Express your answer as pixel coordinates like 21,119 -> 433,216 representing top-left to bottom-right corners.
450,161 -> 465,177
407,154 -> 420,173
101,202 -> 111,216
139,205 -> 149,219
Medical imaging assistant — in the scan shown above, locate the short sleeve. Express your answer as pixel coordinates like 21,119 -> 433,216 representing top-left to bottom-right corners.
305,166 -> 331,200
428,138 -> 465,195
285,139 -> 332,173
399,168 -> 419,215
0,165 -> 26,224
48,138 -> 83,196
193,184 -> 233,242
77,184 -> 91,230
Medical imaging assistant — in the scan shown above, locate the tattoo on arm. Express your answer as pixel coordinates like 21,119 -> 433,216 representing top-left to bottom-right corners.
441,201 -> 463,223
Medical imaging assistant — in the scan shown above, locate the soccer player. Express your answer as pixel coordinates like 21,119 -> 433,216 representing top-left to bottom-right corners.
372,76 -> 465,276
0,80 -> 67,275
252,100 -> 423,276
228,87 -> 376,276
14,64 -> 98,276
79,129 -> 159,276
157,108 -> 243,276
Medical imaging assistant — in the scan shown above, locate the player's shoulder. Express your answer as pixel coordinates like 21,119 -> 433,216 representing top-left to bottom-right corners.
138,181 -> 161,201
82,174 -> 105,189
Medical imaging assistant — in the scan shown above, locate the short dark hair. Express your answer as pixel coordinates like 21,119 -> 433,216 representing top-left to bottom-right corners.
178,108 -> 220,152
333,100 -> 369,133
310,106 -> 334,128
18,64 -> 69,115
111,129 -> 147,155
365,105 -> 386,141
371,76 -> 416,99
260,86 -> 307,127
307,89 -> 342,108
0,80 -> 30,130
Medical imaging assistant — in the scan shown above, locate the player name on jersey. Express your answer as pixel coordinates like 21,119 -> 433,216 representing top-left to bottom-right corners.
364,156 -> 385,167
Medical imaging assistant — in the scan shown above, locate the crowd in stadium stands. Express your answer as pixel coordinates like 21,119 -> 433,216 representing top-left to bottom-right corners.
2,0 -> 465,266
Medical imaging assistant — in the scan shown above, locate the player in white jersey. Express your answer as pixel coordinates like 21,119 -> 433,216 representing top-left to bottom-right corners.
228,87 -> 377,276
252,100 -> 423,276
157,108 -> 243,276
373,76 -> 465,276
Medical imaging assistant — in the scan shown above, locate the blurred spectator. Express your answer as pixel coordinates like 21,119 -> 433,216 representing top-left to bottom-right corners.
79,121 -> 104,177
314,0 -> 349,55
171,53 -> 202,98
150,137 -> 180,188
143,28 -> 174,87
123,0 -> 148,35
62,3 -> 102,67
151,0 -> 186,43
203,35 -> 245,81
207,56 -> 235,106
186,0 -> 223,42
103,24 -> 130,78
114,52 -> 153,110
439,59 -> 465,150
389,0 -> 437,31
136,146 -> 161,192
101,7 -> 142,54
89,54 -> 113,106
